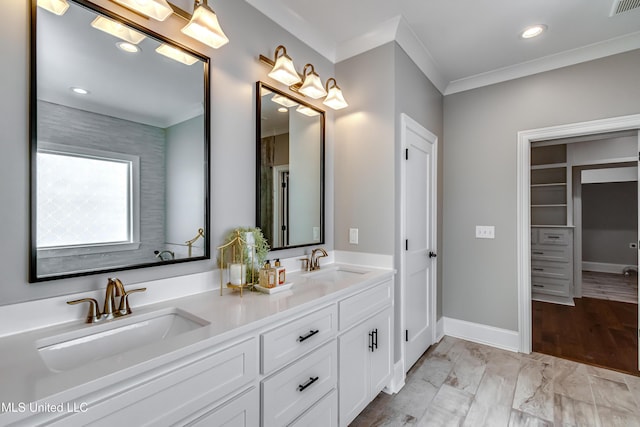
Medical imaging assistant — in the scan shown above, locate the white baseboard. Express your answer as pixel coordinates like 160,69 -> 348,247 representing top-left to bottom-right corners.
442,317 -> 519,353
582,261 -> 631,274
436,317 -> 445,342
385,360 -> 406,394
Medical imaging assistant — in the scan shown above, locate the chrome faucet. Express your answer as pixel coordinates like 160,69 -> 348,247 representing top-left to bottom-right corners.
310,248 -> 328,271
67,278 -> 147,323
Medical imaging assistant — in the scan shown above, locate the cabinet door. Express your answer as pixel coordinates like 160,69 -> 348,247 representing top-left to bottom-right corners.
185,387 -> 259,427
338,320 -> 370,426
369,308 -> 392,395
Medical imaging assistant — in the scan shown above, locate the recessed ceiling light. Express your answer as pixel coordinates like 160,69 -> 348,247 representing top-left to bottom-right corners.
521,24 -> 547,39
278,107 -> 288,113
116,41 -> 140,53
71,87 -> 89,95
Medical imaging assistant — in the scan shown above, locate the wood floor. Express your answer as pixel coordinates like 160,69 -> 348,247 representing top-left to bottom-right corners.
582,270 -> 638,304
533,297 -> 639,376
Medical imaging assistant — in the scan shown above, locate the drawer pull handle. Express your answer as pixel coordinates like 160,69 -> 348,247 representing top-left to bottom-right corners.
297,376 -> 319,392
532,251 -> 544,255
298,329 -> 319,343
547,236 -> 560,239
533,284 -> 544,288
532,268 -> 544,271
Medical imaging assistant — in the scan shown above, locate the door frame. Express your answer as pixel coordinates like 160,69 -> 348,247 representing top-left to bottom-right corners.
399,113 -> 438,373
516,113 -> 640,354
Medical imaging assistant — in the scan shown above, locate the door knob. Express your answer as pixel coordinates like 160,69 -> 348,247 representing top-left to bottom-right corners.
428,251 -> 437,258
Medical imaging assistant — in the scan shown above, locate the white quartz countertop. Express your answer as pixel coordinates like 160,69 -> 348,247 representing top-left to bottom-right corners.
0,264 -> 394,412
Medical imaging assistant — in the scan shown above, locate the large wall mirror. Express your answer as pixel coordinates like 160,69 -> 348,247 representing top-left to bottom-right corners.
256,82 -> 324,250
30,0 -> 210,281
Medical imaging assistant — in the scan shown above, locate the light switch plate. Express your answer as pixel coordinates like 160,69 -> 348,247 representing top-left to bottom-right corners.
349,228 -> 359,244
475,225 -> 495,239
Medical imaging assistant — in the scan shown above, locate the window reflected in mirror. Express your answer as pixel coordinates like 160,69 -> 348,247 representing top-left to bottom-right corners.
256,82 -> 324,250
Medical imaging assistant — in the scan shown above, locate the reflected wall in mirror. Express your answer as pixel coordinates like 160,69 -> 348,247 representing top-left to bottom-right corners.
256,82 -> 324,250
31,0 -> 210,281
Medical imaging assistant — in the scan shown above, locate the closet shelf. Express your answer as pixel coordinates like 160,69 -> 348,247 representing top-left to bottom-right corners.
531,183 -> 566,188
530,163 -> 567,170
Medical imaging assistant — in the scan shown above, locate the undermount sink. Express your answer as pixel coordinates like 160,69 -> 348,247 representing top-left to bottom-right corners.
305,265 -> 369,283
36,308 -> 209,372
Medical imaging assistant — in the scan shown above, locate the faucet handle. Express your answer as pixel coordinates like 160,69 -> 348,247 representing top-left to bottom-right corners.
67,298 -> 101,323
118,287 -> 147,315
299,257 -> 310,272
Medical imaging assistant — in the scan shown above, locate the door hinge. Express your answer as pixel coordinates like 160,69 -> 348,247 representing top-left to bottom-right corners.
405,239 -> 408,251
405,330 -> 408,342
405,148 -> 408,160
282,181 -> 287,188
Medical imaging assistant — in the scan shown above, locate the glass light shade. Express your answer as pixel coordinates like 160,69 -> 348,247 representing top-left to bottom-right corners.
181,3 -> 229,49
268,55 -> 302,86
156,44 -> 199,65
271,94 -> 298,108
37,0 -> 69,15
296,105 -> 320,117
299,68 -> 327,99
112,0 -> 173,21
323,86 -> 348,110
91,16 -> 146,44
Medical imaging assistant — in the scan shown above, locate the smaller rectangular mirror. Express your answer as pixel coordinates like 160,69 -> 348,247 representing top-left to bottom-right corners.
256,82 -> 324,250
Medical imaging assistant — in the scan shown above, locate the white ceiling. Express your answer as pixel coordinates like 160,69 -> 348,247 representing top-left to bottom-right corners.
245,0 -> 640,94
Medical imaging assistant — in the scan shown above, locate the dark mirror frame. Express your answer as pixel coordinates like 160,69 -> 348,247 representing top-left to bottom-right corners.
29,0 -> 211,282
255,81 -> 325,251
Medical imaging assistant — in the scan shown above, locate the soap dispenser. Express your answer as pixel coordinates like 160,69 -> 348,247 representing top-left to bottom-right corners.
274,259 -> 286,286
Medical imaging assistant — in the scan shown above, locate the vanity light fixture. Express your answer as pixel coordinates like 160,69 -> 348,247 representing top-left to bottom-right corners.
271,94 -> 299,108
156,43 -> 199,65
91,16 -> 146,44
37,0 -> 69,15
298,64 -> 327,99
296,105 -> 320,117
111,0 -> 173,21
181,0 -> 229,49
262,45 -> 302,87
521,24 -> 547,39
323,78 -> 348,110
116,41 -> 140,53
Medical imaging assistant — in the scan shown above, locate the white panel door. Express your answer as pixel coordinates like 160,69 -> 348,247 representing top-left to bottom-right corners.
401,114 -> 438,372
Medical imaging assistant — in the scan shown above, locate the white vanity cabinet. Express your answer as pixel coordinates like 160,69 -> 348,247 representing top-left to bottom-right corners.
338,279 -> 393,427
23,337 -> 259,427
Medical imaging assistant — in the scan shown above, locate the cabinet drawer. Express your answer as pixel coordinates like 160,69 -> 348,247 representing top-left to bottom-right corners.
262,341 -> 337,427
531,260 -> 572,280
289,389 -> 338,427
539,228 -> 571,245
531,228 -> 538,245
261,304 -> 337,374
532,277 -> 570,297
339,280 -> 392,331
531,244 -> 571,262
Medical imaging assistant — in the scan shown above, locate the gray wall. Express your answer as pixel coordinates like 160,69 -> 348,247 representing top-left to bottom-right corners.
335,42 -> 444,363
582,181 -> 638,266
37,101 -> 166,275
0,0 -> 334,304
443,49 -> 640,331
165,115 -> 205,258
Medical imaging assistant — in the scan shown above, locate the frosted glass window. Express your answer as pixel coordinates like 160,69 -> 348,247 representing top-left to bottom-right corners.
37,151 -> 132,248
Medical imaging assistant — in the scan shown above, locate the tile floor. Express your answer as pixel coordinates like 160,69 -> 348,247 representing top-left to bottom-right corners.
351,336 -> 640,426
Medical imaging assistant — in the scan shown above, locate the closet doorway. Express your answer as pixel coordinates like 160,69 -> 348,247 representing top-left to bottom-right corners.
518,115 -> 640,375
530,132 -> 638,373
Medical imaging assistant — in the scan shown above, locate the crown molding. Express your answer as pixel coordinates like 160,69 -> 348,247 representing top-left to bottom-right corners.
444,31 -> 640,95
